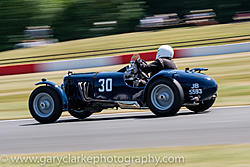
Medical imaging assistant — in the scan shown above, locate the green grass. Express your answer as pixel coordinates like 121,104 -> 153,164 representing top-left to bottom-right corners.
1,144 -> 250,167
0,22 -> 249,65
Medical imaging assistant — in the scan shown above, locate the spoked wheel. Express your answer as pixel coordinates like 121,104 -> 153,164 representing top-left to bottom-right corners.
147,79 -> 184,116
29,86 -> 62,123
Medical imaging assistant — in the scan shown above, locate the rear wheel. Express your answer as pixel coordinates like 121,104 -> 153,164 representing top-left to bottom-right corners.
29,86 -> 62,123
186,96 -> 216,113
69,108 -> 102,119
147,79 -> 184,116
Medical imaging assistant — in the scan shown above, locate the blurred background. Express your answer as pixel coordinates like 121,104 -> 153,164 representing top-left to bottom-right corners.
1,1 -> 250,165
0,0 -> 250,51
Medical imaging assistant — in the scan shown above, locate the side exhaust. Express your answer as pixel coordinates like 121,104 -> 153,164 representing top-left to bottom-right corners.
78,82 -> 148,109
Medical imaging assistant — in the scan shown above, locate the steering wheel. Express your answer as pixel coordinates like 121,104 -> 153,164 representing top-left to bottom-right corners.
130,54 -> 149,81
135,62 -> 149,80
130,54 -> 149,80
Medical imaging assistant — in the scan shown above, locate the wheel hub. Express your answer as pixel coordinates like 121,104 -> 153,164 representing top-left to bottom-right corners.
150,84 -> 174,110
40,100 -> 50,110
33,92 -> 55,118
158,92 -> 170,102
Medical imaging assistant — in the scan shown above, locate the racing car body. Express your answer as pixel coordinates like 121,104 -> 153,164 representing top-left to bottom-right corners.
29,55 -> 217,123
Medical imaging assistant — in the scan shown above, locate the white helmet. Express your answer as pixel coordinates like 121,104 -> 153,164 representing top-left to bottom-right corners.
156,45 -> 174,59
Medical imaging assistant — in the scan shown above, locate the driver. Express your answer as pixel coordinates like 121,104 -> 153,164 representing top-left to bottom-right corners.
136,45 -> 177,77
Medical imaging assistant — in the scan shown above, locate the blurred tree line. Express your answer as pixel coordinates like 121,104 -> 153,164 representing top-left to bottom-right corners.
0,0 -> 249,51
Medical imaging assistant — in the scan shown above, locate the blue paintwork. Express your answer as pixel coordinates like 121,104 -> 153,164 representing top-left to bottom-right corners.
64,68 -> 217,104
35,81 -> 68,110
37,66 -> 217,111
64,72 -> 144,102
93,72 -> 144,101
146,69 -> 217,101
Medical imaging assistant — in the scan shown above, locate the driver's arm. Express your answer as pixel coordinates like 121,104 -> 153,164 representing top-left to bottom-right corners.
136,59 -> 161,73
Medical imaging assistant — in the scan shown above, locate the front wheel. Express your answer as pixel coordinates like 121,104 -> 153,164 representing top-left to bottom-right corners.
29,86 -> 62,123
146,79 -> 184,116
186,96 -> 216,113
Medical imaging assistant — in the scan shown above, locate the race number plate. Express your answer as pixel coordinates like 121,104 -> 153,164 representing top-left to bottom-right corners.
98,78 -> 112,92
189,83 -> 202,95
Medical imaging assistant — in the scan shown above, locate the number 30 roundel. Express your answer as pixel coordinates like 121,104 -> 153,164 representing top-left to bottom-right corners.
98,78 -> 112,92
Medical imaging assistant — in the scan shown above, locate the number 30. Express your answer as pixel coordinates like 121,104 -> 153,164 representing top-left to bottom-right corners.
98,78 -> 112,92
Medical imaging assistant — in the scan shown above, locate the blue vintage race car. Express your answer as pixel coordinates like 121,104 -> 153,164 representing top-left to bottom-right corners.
29,55 -> 217,123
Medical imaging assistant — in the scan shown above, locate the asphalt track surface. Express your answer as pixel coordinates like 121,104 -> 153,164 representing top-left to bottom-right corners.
1,106 -> 250,154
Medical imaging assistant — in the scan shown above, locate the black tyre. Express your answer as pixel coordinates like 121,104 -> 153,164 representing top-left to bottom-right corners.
68,110 -> 92,119
146,79 -> 184,116
29,86 -> 63,124
186,96 -> 216,113
68,108 -> 102,119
